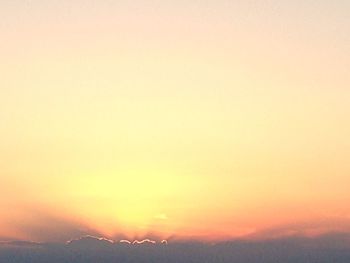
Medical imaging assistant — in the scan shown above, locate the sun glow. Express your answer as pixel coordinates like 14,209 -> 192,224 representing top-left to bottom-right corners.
46,166 -> 197,238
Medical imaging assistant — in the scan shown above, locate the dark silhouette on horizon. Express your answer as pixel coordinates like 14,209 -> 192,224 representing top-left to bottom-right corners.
1,233 -> 350,263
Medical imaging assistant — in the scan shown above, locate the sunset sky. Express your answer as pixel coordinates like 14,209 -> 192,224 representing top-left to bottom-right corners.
0,0 -> 349,243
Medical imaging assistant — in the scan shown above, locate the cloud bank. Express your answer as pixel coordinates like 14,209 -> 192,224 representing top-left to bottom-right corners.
1,233 -> 350,263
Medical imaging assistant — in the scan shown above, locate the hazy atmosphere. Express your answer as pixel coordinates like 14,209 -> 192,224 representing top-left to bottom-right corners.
0,0 -> 349,262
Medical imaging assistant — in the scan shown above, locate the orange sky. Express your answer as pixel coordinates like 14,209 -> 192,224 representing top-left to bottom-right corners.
0,1 -> 350,242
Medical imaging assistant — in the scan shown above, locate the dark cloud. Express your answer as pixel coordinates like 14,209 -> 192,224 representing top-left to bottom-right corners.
132,239 -> 156,245
1,233 -> 350,263
0,240 -> 43,248
67,235 -> 114,248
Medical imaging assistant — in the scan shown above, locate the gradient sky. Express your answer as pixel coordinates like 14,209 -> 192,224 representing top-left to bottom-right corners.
0,0 -> 349,242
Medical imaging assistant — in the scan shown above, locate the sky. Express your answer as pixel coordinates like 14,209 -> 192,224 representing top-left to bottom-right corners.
0,0 -> 349,243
